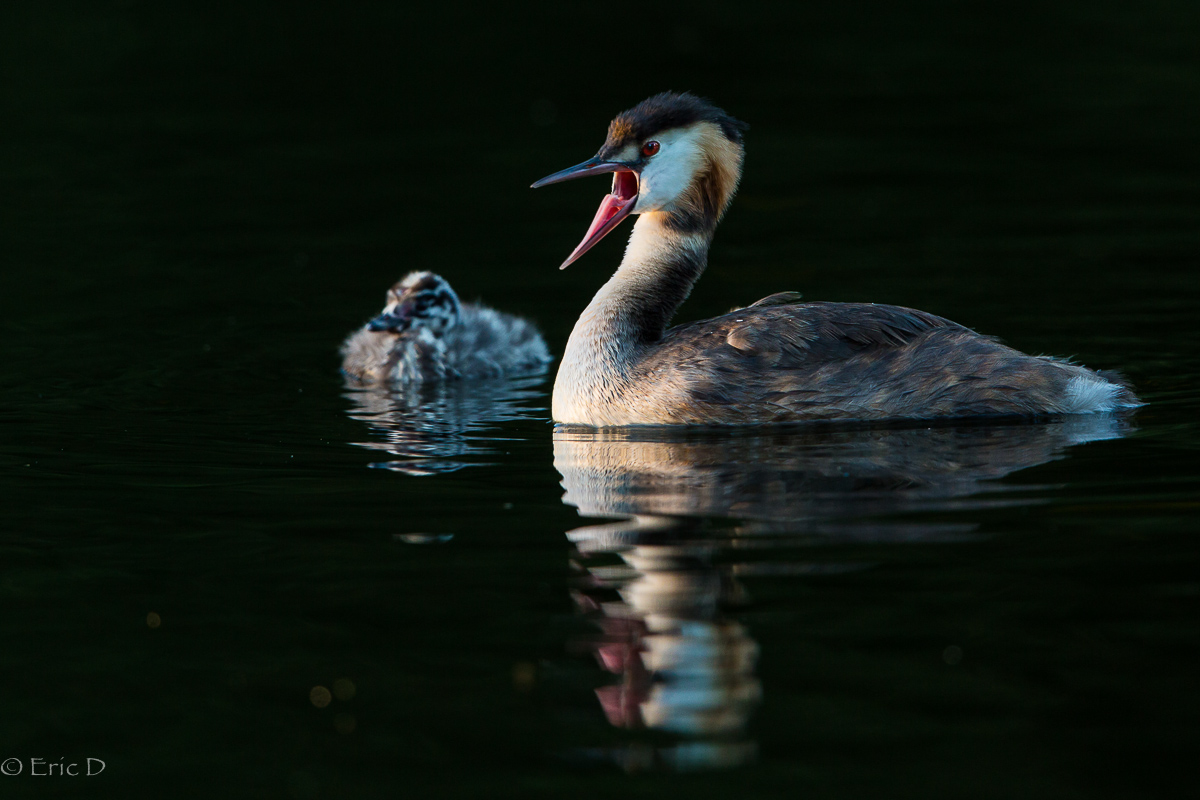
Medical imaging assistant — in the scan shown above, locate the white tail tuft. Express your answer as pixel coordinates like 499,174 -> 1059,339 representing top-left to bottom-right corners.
1061,374 -> 1124,414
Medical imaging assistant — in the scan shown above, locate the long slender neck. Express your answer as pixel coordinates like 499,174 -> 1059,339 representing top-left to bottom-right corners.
553,212 -> 713,424
582,212 -> 712,346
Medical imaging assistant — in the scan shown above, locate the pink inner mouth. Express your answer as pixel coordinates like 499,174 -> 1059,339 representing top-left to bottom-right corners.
582,171 -> 637,239
562,170 -> 639,269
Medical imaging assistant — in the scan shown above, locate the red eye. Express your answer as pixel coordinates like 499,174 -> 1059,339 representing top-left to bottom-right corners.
641,140 -> 660,157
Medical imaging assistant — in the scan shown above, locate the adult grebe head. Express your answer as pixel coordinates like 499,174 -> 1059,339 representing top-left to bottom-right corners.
367,271 -> 462,335
531,92 -> 747,268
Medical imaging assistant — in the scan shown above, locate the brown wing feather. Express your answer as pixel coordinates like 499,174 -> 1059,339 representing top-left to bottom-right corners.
674,302 -> 961,366
746,291 -> 805,309
635,303 -> 1087,422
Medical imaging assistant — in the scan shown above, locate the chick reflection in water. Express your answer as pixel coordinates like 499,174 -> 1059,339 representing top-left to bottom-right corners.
557,415 -> 1129,770
344,378 -> 545,474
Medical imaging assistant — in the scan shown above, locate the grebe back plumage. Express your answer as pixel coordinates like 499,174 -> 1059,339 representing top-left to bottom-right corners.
532,92 -> 1141,426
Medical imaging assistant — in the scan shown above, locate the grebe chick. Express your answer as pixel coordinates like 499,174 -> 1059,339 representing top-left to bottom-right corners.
531,92 -> 1141,426
341,271 -> 552,384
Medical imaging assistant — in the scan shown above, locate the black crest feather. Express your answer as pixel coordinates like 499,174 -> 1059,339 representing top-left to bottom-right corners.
601,92 -> 747,154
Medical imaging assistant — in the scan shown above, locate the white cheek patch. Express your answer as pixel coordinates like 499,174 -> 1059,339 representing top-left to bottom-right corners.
635,126 -> 705,213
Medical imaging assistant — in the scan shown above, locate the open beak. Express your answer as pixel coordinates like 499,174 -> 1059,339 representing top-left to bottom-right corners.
532,157 -> 640,269
367,304 -> 411,333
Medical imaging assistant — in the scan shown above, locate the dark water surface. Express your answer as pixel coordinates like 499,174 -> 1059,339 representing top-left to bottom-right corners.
3,3 -> 1199,798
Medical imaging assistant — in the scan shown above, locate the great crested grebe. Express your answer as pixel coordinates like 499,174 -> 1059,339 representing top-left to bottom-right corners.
341,271 -> 551,383
532,92 -> 1141,426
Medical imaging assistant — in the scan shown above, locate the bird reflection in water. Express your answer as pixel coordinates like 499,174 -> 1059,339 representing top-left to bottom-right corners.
556,415 -> 1131,771
343,376 -> 545,475
569,513 -> 761,772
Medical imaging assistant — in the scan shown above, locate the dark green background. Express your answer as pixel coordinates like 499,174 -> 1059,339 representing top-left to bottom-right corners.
2,2 -> 1198,798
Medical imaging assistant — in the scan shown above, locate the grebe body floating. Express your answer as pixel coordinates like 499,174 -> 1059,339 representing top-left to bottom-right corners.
341,272 -> 551,384
532,92 -> 1140,426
